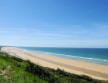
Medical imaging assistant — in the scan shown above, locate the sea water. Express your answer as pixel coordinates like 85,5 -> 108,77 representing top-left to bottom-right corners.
18,47 -> 108,66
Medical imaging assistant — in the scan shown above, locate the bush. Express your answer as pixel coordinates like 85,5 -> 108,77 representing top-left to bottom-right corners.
0,52 -> 108,83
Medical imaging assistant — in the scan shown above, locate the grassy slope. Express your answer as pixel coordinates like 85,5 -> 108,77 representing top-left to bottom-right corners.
0,52 -> 108,83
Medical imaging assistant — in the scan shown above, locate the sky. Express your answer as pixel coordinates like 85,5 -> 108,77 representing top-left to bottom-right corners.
0,0 -> 108,48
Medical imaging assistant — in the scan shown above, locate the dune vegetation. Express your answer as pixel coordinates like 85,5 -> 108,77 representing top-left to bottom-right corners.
0,52 -> 108,83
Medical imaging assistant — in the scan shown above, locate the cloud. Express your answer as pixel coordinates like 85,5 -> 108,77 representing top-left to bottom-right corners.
0,24 -> 108,47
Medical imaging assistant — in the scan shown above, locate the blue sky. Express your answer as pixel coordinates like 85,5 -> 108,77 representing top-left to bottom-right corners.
0,0 -> 108,48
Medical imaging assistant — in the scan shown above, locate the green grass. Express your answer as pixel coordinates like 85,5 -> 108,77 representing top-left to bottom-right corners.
0,52 -> 108,83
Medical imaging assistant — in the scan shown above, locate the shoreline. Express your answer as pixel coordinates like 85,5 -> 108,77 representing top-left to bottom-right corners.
19,47 -> 108,66
1,47 -> 108,80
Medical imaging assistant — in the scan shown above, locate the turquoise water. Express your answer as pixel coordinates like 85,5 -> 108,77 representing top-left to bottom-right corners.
18,47 -> 108,65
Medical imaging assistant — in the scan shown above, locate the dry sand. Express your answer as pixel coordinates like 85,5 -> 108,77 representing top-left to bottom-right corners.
1,47 -> 108,80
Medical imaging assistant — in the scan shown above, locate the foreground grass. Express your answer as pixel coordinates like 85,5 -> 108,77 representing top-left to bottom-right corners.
0,52 -> 108,83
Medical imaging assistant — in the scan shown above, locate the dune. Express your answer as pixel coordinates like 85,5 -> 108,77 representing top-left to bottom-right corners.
1,47 -> 108,80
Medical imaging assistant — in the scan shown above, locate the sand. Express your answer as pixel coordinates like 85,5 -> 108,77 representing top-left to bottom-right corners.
1,47 -> 108,80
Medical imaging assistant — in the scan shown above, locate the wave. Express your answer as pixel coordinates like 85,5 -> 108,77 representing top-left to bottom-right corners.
18,48 -> 108,65
35,51 -> 108,62
39,51 -> 108,65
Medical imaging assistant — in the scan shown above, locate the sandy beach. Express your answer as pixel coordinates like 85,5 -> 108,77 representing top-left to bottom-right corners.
1,47 -> 108,80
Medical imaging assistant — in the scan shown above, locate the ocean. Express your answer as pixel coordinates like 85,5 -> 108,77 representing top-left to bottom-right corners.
18,47 -> 108,66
